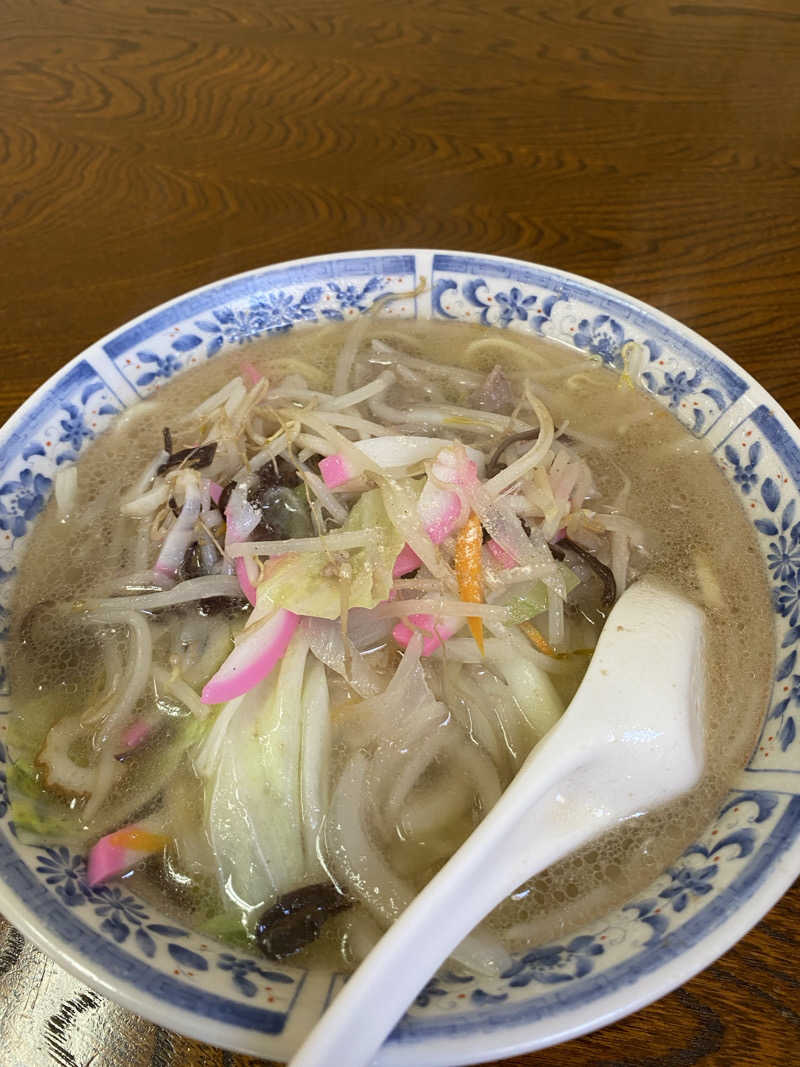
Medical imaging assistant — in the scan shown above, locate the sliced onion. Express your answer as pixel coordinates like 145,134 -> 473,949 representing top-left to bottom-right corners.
303,616 -> 383,697
326,740 -> 508,975
345,606 -> 395,652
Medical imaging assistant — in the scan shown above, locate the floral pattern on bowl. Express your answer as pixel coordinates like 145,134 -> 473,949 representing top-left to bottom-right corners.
711,404 -> 800,768
32,842 -> 302,1008
0,361 -> 123,644
104,256 -> 418,399
430,253 -> 748,439
0,250 -> 797,1066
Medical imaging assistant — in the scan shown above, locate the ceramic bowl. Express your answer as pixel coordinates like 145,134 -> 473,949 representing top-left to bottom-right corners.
0,250 -> 798,1066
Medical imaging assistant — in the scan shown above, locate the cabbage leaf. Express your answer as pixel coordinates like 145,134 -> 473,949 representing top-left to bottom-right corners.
501,562 -> 580,624
201,631 -> 319,923
255,488 -> 404,620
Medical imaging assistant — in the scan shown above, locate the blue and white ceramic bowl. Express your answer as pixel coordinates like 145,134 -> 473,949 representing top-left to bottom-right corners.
0,250 -> 798,1065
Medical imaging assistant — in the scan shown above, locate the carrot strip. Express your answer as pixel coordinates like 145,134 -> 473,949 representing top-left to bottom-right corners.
519,620 -> 579,660
455,511 -> 485,653
106,827 -> 170,852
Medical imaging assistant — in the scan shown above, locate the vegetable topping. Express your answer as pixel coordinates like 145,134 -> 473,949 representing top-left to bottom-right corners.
9,325 -> 649,968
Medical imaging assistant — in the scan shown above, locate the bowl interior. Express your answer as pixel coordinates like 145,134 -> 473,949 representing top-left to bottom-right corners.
0,250 -> 798,1066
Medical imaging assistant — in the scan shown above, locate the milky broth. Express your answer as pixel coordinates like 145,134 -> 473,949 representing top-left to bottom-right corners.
8,320 -> 773,963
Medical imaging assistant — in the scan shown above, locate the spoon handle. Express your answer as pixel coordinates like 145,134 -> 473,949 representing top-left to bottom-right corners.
289,757 -> 585,1067
290,580 -> 705,1067
290,830 -> 513,1066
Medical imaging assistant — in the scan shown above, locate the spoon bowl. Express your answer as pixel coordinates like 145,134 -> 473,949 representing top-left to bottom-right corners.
290,578 -> 706,1067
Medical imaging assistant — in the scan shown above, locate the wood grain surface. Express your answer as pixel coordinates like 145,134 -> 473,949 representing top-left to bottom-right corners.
1,1 -> 799,1063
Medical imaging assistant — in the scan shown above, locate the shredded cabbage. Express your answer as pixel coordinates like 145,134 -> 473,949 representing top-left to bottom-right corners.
256,488 -> 405,619
499,563 -> 580,624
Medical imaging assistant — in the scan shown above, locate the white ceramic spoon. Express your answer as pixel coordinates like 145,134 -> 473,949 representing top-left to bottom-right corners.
290,578 -> 706,1067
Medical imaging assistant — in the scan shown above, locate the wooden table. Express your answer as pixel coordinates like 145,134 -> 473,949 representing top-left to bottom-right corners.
1,1 -> 799,1063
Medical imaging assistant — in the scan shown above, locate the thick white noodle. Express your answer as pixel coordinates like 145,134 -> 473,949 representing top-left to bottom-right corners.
81,610 -> 154,821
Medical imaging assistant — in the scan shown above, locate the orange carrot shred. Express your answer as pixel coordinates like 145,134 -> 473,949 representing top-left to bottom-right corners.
520,620 -> 558,657
107,828 -> 169,853
455,511 -> 484,653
